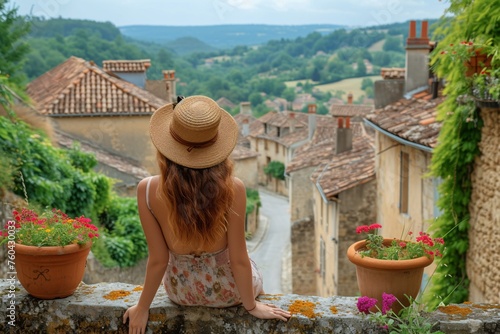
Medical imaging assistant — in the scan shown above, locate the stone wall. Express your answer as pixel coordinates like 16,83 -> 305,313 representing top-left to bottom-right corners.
83,252 -> 147,285
467,106 -> 500,303
374,79 -> 405,108
1,280 -> 499,334
289,167 -> 316,222
291,217 -> 316,295
337,180 -> 377,296
54,115 -> 157,173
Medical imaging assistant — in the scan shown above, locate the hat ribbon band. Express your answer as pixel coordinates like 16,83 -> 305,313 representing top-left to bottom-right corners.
170,128 -> 218,152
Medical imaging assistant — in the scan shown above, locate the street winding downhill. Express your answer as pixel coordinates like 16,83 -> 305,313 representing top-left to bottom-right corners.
249,190 -> 291,294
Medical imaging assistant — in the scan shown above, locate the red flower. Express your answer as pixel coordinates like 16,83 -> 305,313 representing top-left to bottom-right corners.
356,225 -> 370,234
369,224 -> 382,230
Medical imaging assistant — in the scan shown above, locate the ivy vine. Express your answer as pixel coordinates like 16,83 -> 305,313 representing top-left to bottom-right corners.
424,0 -> 498,308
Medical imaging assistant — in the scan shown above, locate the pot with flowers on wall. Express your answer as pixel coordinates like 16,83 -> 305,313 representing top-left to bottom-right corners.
347,224 -> 444,314
1,208 -> 99,299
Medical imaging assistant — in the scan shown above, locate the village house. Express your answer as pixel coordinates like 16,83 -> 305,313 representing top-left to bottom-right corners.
26,57 -> 168,178
26,57 -> 257,200
247,105 -> 324,196
364,21 -> 443,283
286,114 -> 376,296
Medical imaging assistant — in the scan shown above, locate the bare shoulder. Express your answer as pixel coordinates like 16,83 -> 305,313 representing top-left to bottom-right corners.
136,176 -> 158,196
233,176 -> 245,189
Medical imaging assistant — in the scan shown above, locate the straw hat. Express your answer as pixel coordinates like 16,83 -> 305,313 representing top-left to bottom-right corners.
150,95 -> 238,169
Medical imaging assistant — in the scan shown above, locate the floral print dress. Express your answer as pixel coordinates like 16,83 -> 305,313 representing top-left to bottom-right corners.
163,248 -> 263,307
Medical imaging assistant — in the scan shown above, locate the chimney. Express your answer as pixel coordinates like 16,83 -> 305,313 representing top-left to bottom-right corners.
336,117 -> 353,155
242,118 -> 250,137
347,93 -> 353,105
163,70 -> 177,104
240,102 -> 251,115
405,20 -> 431,93
289,112 -> 295,133
308,104 -> 317,140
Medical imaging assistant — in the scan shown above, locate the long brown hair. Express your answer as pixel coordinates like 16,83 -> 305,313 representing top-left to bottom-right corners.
156,151 -> 235,248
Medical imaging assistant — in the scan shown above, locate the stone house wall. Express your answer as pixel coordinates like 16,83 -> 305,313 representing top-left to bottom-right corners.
467,106 -> 500,303
291,217 -> 316,295
337,180 -> 377,296
289,167 -> 316,222
53,115 -> 157,173
233,156 -> 259,190
375,133 -> 437,277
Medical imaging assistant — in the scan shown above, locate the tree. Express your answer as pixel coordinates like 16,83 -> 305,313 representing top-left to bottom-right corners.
383,36 -> 403,53
361,78 -> 374,90
356,59 -> 367,76
248,92 -> 263,107
0,0 -> 31,89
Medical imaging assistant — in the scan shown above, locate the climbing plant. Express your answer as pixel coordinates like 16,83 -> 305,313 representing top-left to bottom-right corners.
425,0 -> 499,308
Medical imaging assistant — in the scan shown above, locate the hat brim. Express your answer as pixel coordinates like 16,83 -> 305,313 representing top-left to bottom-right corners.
150,103 -> 239,169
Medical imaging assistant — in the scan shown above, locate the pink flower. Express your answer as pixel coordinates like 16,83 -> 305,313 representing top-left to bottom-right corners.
356,296 -> 377,314
369,224 -> 382,230
399,242 -> 407,248
381,293 -> 397,314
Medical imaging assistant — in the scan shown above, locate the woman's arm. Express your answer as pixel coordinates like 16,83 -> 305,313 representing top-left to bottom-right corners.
227,178 -> 290,321
123,177 -> 170,333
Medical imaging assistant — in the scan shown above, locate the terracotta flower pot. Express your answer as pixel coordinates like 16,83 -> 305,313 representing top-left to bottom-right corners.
14,242 -> 92,299
347,238 -> 433,314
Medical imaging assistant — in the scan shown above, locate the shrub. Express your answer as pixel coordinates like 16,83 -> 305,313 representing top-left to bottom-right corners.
264,160 -> 285,180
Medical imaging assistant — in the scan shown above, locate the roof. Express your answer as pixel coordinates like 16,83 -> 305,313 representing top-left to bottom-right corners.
380,67 -> 405,80
256,111 -> 306,129
231,145 -> 259,161
329,104 -> 374,117
216,97 -> 236,109
55,131 -> 150,180
102,59 -> 151,73
27,57 -> 166,116
365,90 -> 444,149
286,120 -> 368,173
311,135 -> 375,199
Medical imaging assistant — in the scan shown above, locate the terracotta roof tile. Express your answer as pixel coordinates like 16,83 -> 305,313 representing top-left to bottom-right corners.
286,121 -> 368,173
27,57 -> 166,116
380,67 -> 405,80
102,59 -> 151,73
365,91 -> 444,148
329,104 -> 374,117
310,135 -> 375,199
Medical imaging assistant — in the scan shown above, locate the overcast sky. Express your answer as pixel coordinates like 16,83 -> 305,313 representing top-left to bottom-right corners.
11,0 -> 449,27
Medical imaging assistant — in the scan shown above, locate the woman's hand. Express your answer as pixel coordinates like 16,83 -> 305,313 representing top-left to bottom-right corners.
123,304 -> 150,334
247,301 -> 291,321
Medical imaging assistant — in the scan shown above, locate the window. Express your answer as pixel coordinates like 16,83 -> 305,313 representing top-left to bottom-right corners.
399,152 -> 410,214
255,139 -> 258,152
275,142 -> 279,154
264,140 -> 268,150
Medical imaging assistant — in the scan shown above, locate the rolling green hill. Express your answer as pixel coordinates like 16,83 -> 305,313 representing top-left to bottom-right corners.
119,24 -> 344,49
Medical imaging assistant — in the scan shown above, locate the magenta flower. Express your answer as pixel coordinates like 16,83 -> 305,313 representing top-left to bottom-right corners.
356,296 -> 377,314
381,293 -> 397,314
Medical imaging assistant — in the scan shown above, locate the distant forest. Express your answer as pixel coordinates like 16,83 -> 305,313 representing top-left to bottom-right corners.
21,17 -> 439,115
